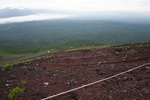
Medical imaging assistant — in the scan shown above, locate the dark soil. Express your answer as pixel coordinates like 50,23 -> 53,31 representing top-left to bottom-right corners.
0,42 -> 150,100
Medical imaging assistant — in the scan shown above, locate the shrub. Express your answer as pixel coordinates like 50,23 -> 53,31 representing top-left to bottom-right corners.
22,59 -> 34,63
22,66 -> 28,69
2,64 -> 12,70
21,80 -> 27,85
8,86 -> 23,100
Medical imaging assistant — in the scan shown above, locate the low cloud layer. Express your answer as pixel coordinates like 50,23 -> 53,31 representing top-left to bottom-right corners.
0,14 -> 73,24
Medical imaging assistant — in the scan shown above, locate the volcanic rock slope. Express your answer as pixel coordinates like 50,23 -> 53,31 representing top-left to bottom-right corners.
0,42 -> 150,100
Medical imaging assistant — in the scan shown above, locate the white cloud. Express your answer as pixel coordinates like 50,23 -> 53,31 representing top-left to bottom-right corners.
0,14 -> 73,24
0,0 -> 150,12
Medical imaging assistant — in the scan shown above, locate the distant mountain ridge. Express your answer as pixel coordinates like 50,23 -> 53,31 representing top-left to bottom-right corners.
0,7 -> 69,18
0,7 -> 35,18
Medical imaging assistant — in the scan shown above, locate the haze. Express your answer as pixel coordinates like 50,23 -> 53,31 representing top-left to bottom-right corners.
0,0 -> 150,24
1,0 -> 150,12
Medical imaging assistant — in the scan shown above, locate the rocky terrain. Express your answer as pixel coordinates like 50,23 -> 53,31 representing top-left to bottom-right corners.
0,42 -> 150,100
0,50 -> 2,61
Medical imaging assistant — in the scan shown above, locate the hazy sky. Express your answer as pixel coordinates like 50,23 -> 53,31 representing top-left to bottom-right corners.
0,0 -> 150,12
0,0 -> 150,24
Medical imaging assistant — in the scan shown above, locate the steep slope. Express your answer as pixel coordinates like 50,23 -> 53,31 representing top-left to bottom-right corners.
0,42 -> 150,100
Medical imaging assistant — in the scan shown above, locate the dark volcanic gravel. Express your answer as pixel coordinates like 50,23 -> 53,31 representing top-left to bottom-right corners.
0,42 -> 150,100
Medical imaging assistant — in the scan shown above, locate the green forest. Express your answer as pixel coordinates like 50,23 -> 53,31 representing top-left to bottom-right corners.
0,20 -> 150,54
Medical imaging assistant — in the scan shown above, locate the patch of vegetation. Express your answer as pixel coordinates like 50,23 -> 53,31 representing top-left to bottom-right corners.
145,43 -> 150,47
2,64 -> 12,70
21,59 -> 34,63
43,54 -> 54,59
111,66 -> 115,70
115,45 -> 130,51
110,65 -> 115,69
135,44 -> 143,48
66,45 -> 109,52
8,86 -> 23,100
22,66 -> 28,69
134,42 -> 150,48
128,49 -> 139,54
36,57 -> 41,60
104,64 -> 116,69
21,80 -> 27,85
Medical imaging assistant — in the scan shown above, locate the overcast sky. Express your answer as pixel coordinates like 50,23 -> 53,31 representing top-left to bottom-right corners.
0,0 -> 150,12
0,0 -> 150,24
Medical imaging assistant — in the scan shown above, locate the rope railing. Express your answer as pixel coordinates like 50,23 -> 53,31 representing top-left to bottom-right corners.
41,63 -> 150,100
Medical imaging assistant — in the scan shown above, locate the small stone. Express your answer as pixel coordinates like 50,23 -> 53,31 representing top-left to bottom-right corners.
50,61 -> 54,63
122,90 -> 127,93
66,82 -> 70,86
98,72 -> 106,75
43,82 -> 49,86
26,77 -> 29,80
146,66 -> 150,69
53,74 -> 58,77
35,78 -> 39,81
122,77 -> 133,81
139,94 -> 143,98
135,86 -> 142,90
24,71 -> 27,75
115,48 -> 122,52
123,76 -> 128,80
109,95 -> 113,100
42,66 -> 46,70
32,96 -> 42,100
29,68 -> 36,72
80,49 -> 90,52
115,51 -> 120,56
45,72 -> 51,77
6,80 -> 13,83
136,77 -> 142,81
146,70 -> 150,74
62,71 -> 67,74
32,87 -> 36,92
142,88 -> 150,95
74,81 -> 77,84
22,88 -> 27,92
6,84 -> 11,86
89,56 -> 94,58
34,68 -> 39,71
97,51 -> 103,55
95,69 -> 100,73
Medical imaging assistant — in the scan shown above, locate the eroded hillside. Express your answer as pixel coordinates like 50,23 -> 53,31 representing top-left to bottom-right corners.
0,42 -> 150,100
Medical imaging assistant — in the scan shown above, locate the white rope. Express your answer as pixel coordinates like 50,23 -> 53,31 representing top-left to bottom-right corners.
41,63 -> 150,100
